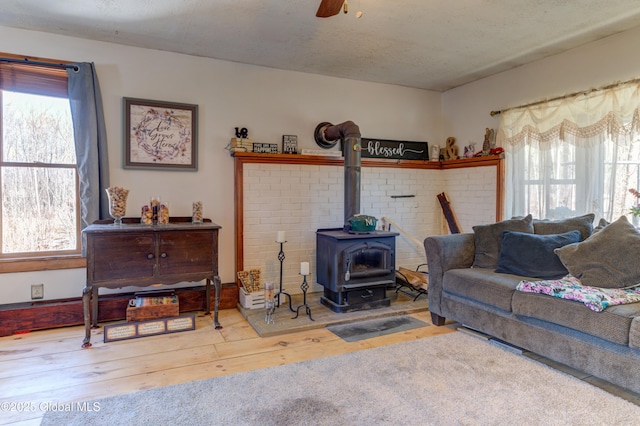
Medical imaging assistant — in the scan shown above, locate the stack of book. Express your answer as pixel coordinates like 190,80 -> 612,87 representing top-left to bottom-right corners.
227,137 -> 253,153
133,294 -> 178,307
126,290 -> 179,322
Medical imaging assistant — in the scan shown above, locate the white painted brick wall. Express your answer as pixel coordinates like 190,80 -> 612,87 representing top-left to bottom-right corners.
243,162 -> 497,294
441,166 -> 497,233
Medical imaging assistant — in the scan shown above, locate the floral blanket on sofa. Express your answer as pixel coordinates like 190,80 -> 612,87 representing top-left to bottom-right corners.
516,276 -> 640,312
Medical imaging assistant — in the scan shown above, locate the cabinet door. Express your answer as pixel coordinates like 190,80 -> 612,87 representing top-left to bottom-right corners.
157,231 -> 214,277
90,233 -> 156,282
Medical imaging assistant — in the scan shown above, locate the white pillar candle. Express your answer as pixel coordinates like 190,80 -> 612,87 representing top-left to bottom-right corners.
300,261 -> 310,276
276,231 -> 286,243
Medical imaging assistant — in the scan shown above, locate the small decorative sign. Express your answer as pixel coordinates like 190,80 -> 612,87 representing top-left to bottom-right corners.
358,138 -> 429,160
282,135 -> 298,154
252,143 -> 279,153
103,314 -> 195,343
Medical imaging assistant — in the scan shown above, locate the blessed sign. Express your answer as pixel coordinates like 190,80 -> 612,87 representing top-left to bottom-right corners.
358,138 -> 429,160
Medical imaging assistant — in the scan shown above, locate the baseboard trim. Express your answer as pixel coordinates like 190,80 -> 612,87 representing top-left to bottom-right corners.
0,283 -> 239,337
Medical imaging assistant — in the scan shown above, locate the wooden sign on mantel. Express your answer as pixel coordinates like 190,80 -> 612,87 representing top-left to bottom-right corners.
357,138 -> 429,160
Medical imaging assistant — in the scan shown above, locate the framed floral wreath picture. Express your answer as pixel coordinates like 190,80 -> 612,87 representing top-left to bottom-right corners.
124,97 -> 198,170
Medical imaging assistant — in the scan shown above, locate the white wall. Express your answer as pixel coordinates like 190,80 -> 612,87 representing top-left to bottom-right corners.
0,26 -> 441,304
442,26 -> 640,154
442,166 -> 498,233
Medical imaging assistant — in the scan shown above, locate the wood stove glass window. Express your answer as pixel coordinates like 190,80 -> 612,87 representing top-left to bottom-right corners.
347,243 -> 391,278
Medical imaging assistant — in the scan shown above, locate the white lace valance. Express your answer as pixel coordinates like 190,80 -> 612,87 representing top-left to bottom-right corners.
497,81 -> 640,148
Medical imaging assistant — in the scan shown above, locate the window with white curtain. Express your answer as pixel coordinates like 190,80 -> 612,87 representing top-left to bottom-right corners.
498,80 -> 640,226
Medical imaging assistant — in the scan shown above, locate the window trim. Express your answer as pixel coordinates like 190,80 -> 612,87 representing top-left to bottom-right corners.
0,256 -> 86,273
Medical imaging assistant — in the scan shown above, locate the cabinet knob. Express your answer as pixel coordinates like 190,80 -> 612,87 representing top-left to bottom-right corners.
160,253 -> 167,258
147,253 -> 154,259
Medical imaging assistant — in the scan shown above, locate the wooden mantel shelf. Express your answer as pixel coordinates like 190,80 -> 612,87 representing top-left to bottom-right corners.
231,151 -> 503,170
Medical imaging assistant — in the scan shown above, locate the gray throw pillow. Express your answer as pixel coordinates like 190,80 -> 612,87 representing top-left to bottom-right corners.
533,213 -> 594,241
555,216 -> 640,288
592,218 -> 610,234
472,215 -> 534,269
495,230 -> 581,279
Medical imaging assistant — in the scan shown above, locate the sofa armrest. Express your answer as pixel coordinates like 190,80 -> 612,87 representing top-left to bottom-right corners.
424,233 -> 475,321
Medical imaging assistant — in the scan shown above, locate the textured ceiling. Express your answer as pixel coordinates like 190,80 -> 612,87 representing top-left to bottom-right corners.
2,0 -> 640,91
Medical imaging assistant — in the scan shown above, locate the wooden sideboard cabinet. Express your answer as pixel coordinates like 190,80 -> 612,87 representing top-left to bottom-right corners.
82,217 -> 222,348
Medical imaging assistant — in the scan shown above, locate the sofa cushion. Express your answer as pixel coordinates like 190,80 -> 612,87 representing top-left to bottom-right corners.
472,215 -> 534,269
512,291 -> 640,346
555,216 -> 640,288
592,218 -> 610,234
496,230 -> 581,279
443,268 -> 528,312
533,213 -> 594,241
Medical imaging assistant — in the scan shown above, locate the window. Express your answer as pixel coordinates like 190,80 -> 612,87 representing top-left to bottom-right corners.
516,138 -> 640,222
521,143 -> 578,219
500,81 -> 640,226
0,56 -> 82,266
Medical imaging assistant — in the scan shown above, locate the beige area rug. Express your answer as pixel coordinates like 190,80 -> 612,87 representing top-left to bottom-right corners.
41,332 -> 640,426
240,289 -> 428,337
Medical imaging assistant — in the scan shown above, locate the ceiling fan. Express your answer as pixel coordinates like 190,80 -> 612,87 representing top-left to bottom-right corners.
316,0 -> 361,18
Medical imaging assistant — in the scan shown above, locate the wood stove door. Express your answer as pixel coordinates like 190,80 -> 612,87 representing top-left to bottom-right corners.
343,241 -> 392,280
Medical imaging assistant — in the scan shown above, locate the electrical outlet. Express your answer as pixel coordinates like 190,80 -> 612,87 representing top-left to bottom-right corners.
31,284 -> 44,300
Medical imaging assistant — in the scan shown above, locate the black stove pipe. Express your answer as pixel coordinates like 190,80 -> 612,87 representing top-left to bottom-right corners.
314,121 -> 361,227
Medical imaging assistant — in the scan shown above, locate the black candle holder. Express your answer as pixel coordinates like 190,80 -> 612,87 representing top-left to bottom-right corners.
275,241 -> 294,312
293,274 -> 314,321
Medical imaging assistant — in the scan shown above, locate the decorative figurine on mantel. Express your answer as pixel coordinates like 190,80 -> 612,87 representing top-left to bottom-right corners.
482,128 -> 495,155
463,143 -> 476,158
443,137 -> 459,160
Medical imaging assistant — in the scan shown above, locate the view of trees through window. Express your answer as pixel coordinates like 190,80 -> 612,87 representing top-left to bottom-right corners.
521,138 -> 640,224
1,90 -> 79,255
604,139 -> 640,224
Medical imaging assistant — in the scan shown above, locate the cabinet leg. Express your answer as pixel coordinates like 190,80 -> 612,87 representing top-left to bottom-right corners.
91,286 -> 100,329
205,278 -> 211,315
82,286 -> 93,348
213,275 -> 222,330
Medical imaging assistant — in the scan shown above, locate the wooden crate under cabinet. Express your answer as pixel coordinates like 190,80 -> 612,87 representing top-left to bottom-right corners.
126,303 -> 179,322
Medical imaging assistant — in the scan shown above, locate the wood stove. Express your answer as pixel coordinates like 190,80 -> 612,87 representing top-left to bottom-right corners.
316,228 -> 397,313
313,120 -> 398,312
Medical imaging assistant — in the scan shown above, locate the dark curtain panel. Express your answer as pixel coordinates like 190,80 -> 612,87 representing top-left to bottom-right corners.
67,62 -> 110,231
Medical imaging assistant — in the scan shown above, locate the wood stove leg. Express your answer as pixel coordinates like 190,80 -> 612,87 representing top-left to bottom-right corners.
430,312 -> 446,326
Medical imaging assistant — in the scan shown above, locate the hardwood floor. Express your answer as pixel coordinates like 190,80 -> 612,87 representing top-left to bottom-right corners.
3,308 -> 638,425
0,309 -> 453,425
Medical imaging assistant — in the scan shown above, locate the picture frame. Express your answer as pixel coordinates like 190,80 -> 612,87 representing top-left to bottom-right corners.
124,98 -> 198,170
282,135 -> 298,154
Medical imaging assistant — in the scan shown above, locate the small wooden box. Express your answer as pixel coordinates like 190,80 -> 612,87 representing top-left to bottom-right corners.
239,287 -> 265,310
126,303 -> 179,322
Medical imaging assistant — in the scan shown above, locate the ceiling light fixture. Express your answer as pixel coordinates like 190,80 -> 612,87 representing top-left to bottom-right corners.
316,0 -> 362,18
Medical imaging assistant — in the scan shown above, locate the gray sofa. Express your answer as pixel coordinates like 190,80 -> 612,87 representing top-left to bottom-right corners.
424,214 -> 640,394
